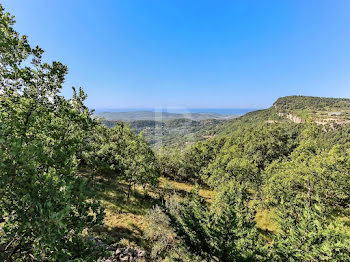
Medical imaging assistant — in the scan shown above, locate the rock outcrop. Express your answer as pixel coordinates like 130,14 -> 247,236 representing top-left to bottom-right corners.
101,243 -> 147,262
277,113 -> 304,124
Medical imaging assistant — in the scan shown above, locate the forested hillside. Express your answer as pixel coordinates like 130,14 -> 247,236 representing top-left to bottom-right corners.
154,109 -> 350,260
166,95 -> 350,142
273,96 -> 350,124
101,118 -> 225,148
99,96 -> 350,149
1,5 -> 350,262
95,111 -> 238,121
274,96 -> 350,111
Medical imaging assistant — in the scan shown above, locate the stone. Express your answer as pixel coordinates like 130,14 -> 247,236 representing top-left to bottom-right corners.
137,250 -> 146,257
119,254 -> 129,261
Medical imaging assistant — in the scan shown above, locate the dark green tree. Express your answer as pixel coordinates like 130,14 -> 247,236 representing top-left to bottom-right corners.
83,123 -> 159,200
204,123 -> 296,190
270,200 -> 350,261
150,182 -> 265,261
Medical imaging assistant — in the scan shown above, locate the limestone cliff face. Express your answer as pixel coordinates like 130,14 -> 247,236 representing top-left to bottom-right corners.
277,112 -> 304,124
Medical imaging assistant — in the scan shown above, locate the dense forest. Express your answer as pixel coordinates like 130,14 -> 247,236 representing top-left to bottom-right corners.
95,111 -> 237,121
101,118 -> 225,148
1,5 -> 350,262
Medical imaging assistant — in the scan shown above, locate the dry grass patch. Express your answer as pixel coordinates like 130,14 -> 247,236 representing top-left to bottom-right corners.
90,175 -> 215,249
255,208 -> 279,233
158,177 -> 216,202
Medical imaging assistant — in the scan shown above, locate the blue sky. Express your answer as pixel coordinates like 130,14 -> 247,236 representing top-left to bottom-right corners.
2,0 -> 350,109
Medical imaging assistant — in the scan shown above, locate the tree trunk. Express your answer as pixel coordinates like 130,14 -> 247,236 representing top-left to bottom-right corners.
127,180 -> 132,201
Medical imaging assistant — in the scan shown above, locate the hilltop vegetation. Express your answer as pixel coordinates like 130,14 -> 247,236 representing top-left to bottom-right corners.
273,96 -> 350,124
1,5 -> 350,262
274,95 -> 350,111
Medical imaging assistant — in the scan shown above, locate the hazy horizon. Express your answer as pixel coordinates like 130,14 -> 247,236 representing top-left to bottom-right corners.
93,107 -> 258,114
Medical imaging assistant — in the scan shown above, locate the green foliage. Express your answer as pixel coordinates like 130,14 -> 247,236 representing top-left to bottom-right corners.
2,3 -> 350,261
204,123 -> 297,189
273,96 -> 350,122
152,117 -> 350,260
180,138 -> 225,183
208,182 -> 266,261
0,5 -> 104,261
101,117 -> 226,149
145,206 -> 202,262
263,136 -> 350,213
83,122 -> 160,199
157,137 -> 224,183
96,111 -> 232,122
269,202 -> 350,261
157,147 -> 184,180
274,96 -> 350,112
148,182 -> 265,261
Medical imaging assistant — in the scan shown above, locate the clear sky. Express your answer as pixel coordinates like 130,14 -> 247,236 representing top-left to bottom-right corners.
2,0 -> 350,109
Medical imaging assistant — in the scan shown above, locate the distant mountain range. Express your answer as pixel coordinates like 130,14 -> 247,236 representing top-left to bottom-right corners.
95,110 -> 241,121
